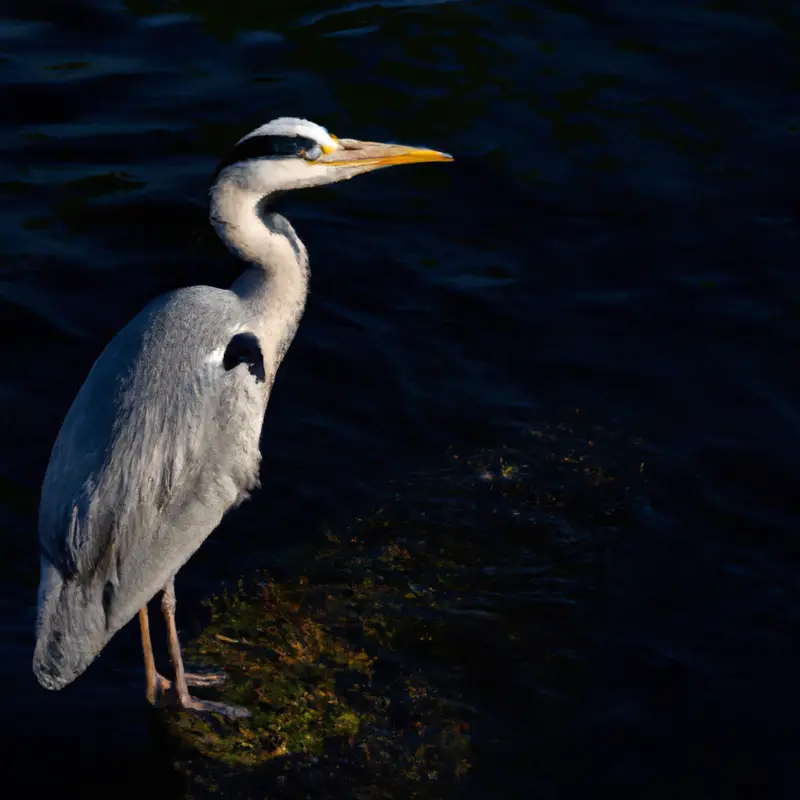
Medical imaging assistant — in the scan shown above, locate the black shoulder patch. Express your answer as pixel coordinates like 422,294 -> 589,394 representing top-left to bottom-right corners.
212,133 -> 318,182
223,332 -> 266,383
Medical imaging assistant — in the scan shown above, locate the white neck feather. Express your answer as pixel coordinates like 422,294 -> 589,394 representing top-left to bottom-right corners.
209,181 -> 307,271
209,178 -> 310,360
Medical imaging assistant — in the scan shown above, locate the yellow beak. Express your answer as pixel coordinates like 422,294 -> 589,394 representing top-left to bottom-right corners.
318,139 -> 454,171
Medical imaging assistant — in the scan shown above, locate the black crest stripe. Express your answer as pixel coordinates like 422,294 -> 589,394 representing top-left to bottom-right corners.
212,134 -> 318,181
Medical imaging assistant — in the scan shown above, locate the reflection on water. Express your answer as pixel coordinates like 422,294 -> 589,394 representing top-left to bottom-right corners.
1,0 -> 798,797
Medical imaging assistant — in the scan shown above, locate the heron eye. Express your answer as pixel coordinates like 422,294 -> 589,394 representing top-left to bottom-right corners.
301,143 -> 323,161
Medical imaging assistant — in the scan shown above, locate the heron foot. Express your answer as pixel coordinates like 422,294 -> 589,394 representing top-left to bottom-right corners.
184,669 -> 227,688
153,670 -> 226,695
152,672 -> 249,719
178,695 -> 252,720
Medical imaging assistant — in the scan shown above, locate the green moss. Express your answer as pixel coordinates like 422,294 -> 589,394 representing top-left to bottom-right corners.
169,533 -> 473,795
167,415 -> 646,798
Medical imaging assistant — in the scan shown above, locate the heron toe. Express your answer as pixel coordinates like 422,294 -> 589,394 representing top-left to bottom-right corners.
184,670 -> 227,688
179,695 -> 251,720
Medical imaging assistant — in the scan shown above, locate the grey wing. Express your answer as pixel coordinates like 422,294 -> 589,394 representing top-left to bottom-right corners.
34,286 -> 268,690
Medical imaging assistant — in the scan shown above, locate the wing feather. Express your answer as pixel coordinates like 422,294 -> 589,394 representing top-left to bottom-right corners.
34,285 -> 268,689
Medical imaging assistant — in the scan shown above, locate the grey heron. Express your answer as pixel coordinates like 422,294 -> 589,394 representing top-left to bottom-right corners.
33,117 -> 452,718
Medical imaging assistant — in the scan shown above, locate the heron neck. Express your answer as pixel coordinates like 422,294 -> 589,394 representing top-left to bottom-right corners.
209,182 -> 309,337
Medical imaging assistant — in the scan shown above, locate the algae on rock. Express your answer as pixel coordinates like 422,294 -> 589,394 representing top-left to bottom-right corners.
167,419 -> 646,798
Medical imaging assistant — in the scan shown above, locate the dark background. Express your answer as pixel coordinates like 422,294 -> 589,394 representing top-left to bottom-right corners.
1,1 -> 798,797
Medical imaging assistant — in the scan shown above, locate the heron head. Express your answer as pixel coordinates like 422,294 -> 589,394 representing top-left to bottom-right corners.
211,116 -> 453,195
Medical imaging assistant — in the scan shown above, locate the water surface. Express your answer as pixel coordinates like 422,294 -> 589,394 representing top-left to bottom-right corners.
1,1 -> 798,797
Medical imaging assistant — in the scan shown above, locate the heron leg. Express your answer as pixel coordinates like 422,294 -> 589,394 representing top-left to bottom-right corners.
139,606 -> 172,706
161,579 -> 250,720
139,607 -> 158,705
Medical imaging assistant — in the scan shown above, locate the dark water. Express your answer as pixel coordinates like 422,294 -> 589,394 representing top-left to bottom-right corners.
1,0 -> 799,796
